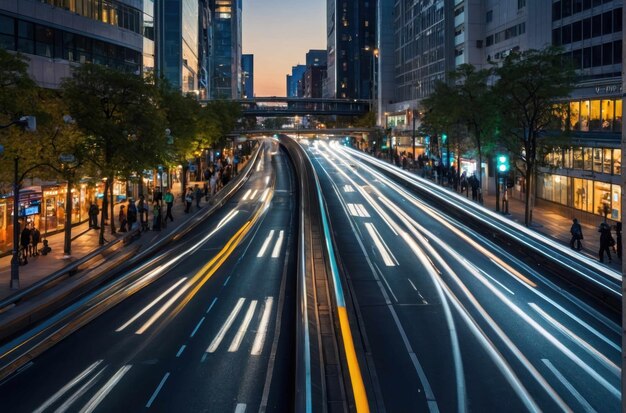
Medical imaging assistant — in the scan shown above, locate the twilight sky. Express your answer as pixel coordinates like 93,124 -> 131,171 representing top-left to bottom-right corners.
242,0 -> 326,97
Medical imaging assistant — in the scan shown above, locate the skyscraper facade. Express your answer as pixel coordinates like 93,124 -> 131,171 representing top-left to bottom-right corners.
325,0 -> 376,99
156,0 -> 199,93
0,0 -> 145,88
198,0 -> 212,99
286,64 -> 306,97
306,49 -> 327,68
242,53 -> 253,98
210,0 -> 242,99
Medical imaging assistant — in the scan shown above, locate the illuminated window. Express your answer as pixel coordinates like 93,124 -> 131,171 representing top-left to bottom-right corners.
601,100 -> 613,130
580,100 -> 590,131
615,99 -> 622,131
573,178 -> 593,212
569,101 -> 580,130
589,99 -> 601,130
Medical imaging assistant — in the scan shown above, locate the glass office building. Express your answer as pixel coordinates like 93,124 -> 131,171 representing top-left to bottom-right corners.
0,0 -> 144,88
156,0 -> 199,93
210,0 -> 242,99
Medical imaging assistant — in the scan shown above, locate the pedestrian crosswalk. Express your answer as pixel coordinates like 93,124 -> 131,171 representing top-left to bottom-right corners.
206,297 -> 274,356
257,230 -> 285,258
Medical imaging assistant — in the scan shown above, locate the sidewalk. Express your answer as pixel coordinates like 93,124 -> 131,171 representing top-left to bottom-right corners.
0,180 -> 212,301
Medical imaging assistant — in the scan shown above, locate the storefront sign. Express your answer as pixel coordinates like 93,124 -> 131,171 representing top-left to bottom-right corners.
594,84 -> 622,95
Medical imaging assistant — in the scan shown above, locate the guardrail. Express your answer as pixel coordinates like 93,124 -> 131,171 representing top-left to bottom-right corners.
346,148 -> 621,313
279,135 -> 370,413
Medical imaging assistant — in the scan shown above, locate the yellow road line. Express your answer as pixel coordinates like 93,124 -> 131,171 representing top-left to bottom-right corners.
338,306 -> 370,413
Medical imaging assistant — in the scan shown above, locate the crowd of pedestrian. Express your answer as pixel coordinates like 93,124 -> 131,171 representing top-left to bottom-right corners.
570,218 -> 621,264
18,221 -> 46,265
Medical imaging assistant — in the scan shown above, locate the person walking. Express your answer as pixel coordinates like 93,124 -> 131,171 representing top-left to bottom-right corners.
138,195 -> 149,231
20,223 -> 31,264
118,205 -> 127,232
569,218 -> 583,251
164,189 -> 174,222
152,201 -> 161,231
194,184 -> 203,209
31,226 -> 41,256
598,221 -> 613,263
127,199 -> 137,231
89,202 -> 100,229
184,187 -> 193,213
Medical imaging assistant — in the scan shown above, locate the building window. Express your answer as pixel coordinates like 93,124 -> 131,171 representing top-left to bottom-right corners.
17,20 -> 34,55
573,177 -> 593,212
553,1 -> 562,21
486,10 -> 493,23
615,99 -> 622,132
570,101 -> 580,130
0,14 -> 15,50
518,0 -> 526,9
601,99 -> 614,130
589,99 -> 601,130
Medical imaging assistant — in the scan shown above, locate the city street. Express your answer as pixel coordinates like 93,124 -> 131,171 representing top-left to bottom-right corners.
306,140 -> 620,412
0,140 -> 298,413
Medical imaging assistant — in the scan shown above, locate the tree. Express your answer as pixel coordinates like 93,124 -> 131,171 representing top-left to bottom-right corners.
0,49 -> 36,123
494,47 -> 575,226
62,64 -> 167,244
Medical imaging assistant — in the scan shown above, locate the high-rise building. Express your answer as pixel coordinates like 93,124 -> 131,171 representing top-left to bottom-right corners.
304,66 -> 326,98
325,0 -> 376,99
0,0 -> 145,88
156,0 -> 200,94
306,49 -> 327,67
287,64 -> 306,97
242,54 -> 253,98
210,0 -> 242,99
198,0 -> 212,99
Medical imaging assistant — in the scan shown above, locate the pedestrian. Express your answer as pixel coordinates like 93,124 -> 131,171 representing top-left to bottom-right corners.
210,172 -> 217,196
119,205 -> 127,232
152,201 -> 161,231
195,184 -> 203,209
31,226 -> 41,256
164,189 -> 174,222
598,221 -> 614,263
569,218 -> 583,251
89,202 -> 100,229
20,223 -> 31,264
127,199 -> 137,230
138,195 -> 149,231
234,153 -> 240,174
184,187 -> 193,213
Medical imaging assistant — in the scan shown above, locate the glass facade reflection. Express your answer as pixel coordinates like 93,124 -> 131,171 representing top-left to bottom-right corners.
157,0 -> 198,93
40,0 -> 143,35
210,0 -> 242,99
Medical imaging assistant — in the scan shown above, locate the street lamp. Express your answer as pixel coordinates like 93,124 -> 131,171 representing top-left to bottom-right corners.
0,116 -> 36,289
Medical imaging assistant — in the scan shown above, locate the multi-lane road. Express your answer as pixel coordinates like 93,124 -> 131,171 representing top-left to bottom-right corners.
0,140 -> 298,413
0,137 -> 621,412
306,140 -> 620,412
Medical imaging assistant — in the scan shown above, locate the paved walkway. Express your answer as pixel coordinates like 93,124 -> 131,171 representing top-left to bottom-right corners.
0,177 -> 231,301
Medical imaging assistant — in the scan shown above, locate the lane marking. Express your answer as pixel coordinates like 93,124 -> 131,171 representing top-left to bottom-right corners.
408,279 -> 418,291
251,297 -> 274,356
356,204 -> 370,217
347,203 -> 360,217
257,230 -> 275,257
136,282 -> 193,334
364,223 -> 397,266
259,188 -> 270,202
33,360 -> 103,413
241,189 -> 252,201
176,345 -> 186,358
344,185 -> 355,193
530,303 -> 619,377
116,278 -> 187,332
229,301 -> 258,352
542,359 -> 595,413
473,263 -> 516,295
206,297 -> 218,314
190,317 -> 206,338
201,353 -> 208,363
224,276 -> 231,286
234,403 -> 246,413
146,372 -> 170,408
79,365 -> 132,413
207,298 -> 246,353
55,367 -> 106,413
271,230 -> 285,258
251,189 -> 258,200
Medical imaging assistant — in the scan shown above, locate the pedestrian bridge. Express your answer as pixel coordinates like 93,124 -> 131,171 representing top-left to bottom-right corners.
226,97 -> 371,117
233,127 -> 376,137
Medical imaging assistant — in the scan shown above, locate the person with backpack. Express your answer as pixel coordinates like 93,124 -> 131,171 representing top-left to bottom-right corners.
569,218 -> 583,251
598,221 -> 614,263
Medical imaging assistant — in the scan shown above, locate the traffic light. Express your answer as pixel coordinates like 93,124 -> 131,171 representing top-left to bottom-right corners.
496,154 -> 509,173
441,133 -> 447,144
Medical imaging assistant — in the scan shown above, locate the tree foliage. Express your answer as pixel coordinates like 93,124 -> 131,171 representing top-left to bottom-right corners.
494,47 -> 575,225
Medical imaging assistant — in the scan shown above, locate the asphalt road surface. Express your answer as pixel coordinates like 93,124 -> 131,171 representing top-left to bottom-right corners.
305,139 -> 620,413
0,139 -> 298,413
